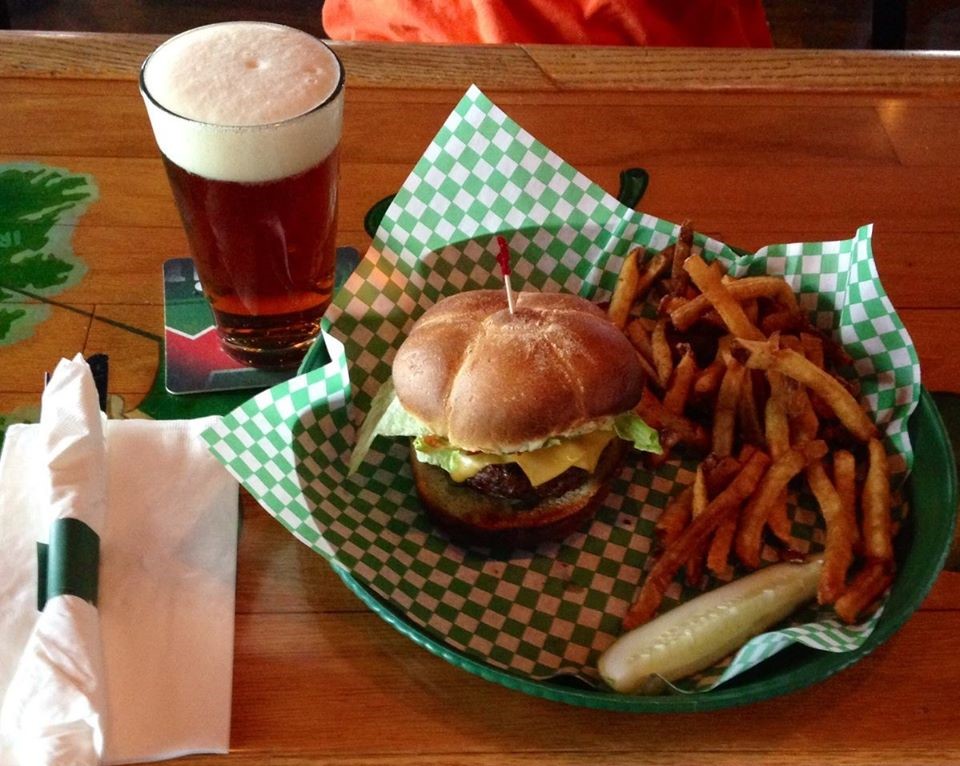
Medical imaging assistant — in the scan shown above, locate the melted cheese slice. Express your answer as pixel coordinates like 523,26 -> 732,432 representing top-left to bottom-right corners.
446,430 -> 615,486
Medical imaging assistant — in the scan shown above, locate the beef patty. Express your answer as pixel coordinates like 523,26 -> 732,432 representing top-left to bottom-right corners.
463,462 -> 590,507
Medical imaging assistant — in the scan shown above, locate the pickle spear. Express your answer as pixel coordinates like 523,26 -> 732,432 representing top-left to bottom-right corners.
599,555 -> 824,694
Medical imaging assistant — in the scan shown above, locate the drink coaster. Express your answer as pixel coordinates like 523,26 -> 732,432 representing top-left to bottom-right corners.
162,247 -> 360,394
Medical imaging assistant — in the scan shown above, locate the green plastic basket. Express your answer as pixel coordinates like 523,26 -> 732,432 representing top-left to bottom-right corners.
313,387 -> 955,711
293,175 -> 956,709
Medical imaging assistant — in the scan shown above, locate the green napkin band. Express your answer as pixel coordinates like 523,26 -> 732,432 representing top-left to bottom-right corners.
36,517 -> 99,611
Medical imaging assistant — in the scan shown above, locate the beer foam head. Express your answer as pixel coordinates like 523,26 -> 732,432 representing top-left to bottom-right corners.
141,22 -> 343,183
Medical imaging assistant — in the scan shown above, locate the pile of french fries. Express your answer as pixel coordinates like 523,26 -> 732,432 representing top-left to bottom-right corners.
608,222 -> 897,631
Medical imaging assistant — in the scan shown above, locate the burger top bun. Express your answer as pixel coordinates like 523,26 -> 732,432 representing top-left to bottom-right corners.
392,290 -> 645,454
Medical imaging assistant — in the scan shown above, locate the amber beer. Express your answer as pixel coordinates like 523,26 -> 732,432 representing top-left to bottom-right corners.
140,22 -> 344,368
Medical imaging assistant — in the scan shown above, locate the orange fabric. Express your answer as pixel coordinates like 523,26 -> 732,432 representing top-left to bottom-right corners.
322,0 -> 772,47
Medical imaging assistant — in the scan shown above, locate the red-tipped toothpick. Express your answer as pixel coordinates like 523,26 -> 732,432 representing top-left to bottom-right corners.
496,235 -> 515,315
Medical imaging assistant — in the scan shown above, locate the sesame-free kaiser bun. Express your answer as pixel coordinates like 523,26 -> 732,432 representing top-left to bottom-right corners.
385,289 -> 655,548
393,290 -> 645,454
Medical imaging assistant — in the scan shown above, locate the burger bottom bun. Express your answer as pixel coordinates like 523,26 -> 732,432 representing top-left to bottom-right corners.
410,439 -> 625,549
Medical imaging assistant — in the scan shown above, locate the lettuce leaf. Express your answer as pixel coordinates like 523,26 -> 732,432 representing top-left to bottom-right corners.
413,436 -> 505,478
415,410 -> 662,482
614,411 -> 662,454
348,378 -> 431,474
349,382 -> 661,477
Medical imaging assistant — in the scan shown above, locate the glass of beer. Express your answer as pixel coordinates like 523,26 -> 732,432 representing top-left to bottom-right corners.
140,22 -> 344,368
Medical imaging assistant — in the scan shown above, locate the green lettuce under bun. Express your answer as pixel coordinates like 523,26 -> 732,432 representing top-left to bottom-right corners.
349,377 -> 429,474
350,377 -> 660,478
613,412 -> 662,454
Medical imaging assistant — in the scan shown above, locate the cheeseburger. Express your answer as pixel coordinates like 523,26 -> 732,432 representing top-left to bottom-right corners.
351,289 -> 660,547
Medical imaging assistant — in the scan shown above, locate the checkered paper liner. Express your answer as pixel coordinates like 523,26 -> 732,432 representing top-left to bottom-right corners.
202,86 -> 921,692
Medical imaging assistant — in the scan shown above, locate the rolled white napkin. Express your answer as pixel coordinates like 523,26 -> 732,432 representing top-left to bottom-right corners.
2,354 -> 108,765
0,356 -> 239,765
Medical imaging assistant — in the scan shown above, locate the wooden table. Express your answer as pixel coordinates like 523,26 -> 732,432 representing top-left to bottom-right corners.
3,32 -> 960,765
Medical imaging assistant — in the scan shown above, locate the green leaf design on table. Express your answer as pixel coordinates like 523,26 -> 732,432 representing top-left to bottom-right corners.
0,163 -> 98,344
0,306 -> 27,338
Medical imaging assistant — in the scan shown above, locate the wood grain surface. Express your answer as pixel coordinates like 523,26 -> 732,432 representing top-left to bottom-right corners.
2,32 -> 959,765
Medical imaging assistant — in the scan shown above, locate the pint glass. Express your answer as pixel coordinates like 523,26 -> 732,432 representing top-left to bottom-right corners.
140,22 -> 344,368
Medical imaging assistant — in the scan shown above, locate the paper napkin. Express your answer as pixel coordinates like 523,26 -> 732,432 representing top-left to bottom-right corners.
0,356 -> 239,764
1,355 -> 107,765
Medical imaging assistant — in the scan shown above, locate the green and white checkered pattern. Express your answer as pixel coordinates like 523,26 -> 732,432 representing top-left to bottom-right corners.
672,607 -> 884,693
202,85 -> 920,691
727,225 -> 920,477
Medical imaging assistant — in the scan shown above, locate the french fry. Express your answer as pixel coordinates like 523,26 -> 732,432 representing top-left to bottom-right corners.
692,465 -> 708,517
670,276 -> 799,332
863,438 -> 894,562
664,344 -> 697,416
608,247 -> 642,329
705,450 -> 750,492
614,226 -> 899,638
652,319 -> 674,390
767,491 -> 793,550
809,391 -> 838,422
683,255 -> 765,341
685,544 -> 707,586
626,319 -> 655,364
693,358 -> 725,398
623,450 -> 771,629
635,246 -> 673,301
734,440 -> 829,569
766,495 -> 793,547
694,444 -> 757,575
799,331 -> 835,419
790,387 -> 820,445
683,562 -> 707,589
765,371 -> 791,455
737,370 -> 764,446
779,333 -> 802,353
690,450 -> 753,588
712,358 -> 746,457
632,349 -> 660,383
659,294 -> 688,317
623,320 -> 661,382
656,487 -> 693,547
684,467 -> 710,585
743,298 -> 760,327
834,448 -> 859,546
761,309 -> 804,335
698,309 -> 729,331
647,429 -> 679,467
692,452 -> 750,585
805,460 -> 855,605
739,340 -> 878,442
764,371 -> 794,545
800,332 -> 825,369
684,539 -> 710,588
834,561 -> 894,624
762,491 -> 793,547
669,220 -> 694,296
634,388 -> 711,452
707,517 -> 737,576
